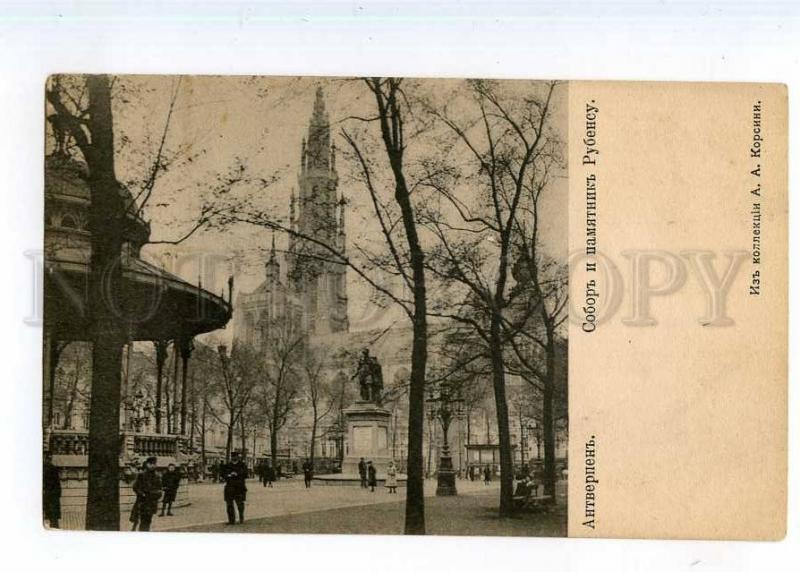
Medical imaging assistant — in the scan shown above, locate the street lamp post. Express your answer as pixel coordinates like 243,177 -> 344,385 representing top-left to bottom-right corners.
427,380 -> 465,496
126,388 -> 153,433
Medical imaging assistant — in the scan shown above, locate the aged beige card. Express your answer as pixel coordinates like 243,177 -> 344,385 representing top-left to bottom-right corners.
42,76 -> 786,539
567,82 -> 787,540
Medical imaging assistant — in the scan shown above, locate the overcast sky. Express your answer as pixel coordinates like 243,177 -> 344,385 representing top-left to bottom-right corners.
93,75 -> 568,337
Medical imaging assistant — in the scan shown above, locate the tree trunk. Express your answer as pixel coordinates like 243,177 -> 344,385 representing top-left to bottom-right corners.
404,302 -> 428,534
489,318 -> 515,517
309,406 -> 318,466
84,74 -> 125,531
86,335 -> 123,530
270,423 -> 279,468
366,77 -> 428,535
240,415 -> 247,455
225,410 -> 234,461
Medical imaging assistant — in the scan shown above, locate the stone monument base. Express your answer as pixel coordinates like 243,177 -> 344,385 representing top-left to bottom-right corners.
341,400 -> 395,477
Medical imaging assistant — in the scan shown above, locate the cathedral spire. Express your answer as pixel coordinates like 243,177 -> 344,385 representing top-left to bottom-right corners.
312,86 -> 326,121
266,232 -> 280,283
305,87 -> 331,172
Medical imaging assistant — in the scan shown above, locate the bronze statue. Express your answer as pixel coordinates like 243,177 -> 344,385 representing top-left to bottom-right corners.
353,348 -> 383,404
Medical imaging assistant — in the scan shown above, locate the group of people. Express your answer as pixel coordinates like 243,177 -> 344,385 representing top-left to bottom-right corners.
357,458 -> 398,493
257,461 -> 276,487
465,465 -> 495,484
129,457 -> 183,531
42,451 -> 409,531
127,453 -> 249,531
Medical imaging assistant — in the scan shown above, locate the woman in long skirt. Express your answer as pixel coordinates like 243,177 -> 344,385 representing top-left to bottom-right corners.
385,461 -> 398,494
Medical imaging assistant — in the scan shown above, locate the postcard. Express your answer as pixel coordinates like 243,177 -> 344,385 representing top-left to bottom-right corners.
42,76 -> 786,539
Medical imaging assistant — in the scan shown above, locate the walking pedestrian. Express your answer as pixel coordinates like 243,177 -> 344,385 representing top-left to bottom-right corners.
385,461 -> 398,494
265,462 -> 275,488
367,461 -> 377,492
358,457 -> 368,489
483,465 -> 492,485
43,452 -> 61,529
132,457 -> 162,531
160,463 -> 181,516
302,458 -> 314,488
222,451 -> 248,524
256,461 -> 265,486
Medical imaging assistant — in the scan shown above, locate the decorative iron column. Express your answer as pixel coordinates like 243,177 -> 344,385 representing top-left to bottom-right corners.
427,379 -> 465,496
153,340 -> 169,434
179,336 -> 194,435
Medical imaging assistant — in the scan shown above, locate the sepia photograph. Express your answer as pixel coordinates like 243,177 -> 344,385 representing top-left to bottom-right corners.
42,75 -> 568,535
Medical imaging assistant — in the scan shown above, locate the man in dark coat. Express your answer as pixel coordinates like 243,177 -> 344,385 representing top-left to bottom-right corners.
264,462 -> 275,488
160,463 -> 181,516
222,451 -> 248,524
367,461 -> 377,492
302,458 -> 313,488
132,457 -> 162,531
257,461 -> 267,487
358,457 -> 368,489
43,452 -> 61,529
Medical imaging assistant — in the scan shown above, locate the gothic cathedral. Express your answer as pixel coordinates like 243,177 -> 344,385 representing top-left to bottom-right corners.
234,87 -> 349,348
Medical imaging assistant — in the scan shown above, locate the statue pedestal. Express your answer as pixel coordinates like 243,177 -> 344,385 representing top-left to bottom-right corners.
341,401 -> 393,476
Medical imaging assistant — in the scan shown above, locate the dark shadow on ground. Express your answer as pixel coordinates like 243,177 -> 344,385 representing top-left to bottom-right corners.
175,490 -> 567,537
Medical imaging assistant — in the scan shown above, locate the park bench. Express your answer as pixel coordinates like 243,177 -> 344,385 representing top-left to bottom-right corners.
512,483 -> 552,512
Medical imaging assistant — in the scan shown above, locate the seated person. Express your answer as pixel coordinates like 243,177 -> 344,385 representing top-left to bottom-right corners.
513,477 -> 531,497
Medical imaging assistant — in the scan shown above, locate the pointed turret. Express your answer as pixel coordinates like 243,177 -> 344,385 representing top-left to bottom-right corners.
312,86 -> 326,121
265,232 -> 280,284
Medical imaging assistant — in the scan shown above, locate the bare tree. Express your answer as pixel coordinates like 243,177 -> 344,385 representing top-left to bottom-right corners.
301,349 -> 343,467
255,315 -> 304,468
505,255 -> 568,501
420,79 -> 561,516
343,77 -> 431,535
211,77 -> 432,534
215,342 -> 260,461
48,343 -> 92,430
188,342 -> 223,472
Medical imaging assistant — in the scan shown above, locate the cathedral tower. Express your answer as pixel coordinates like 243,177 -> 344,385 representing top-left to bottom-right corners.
287,87 -> 349,336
